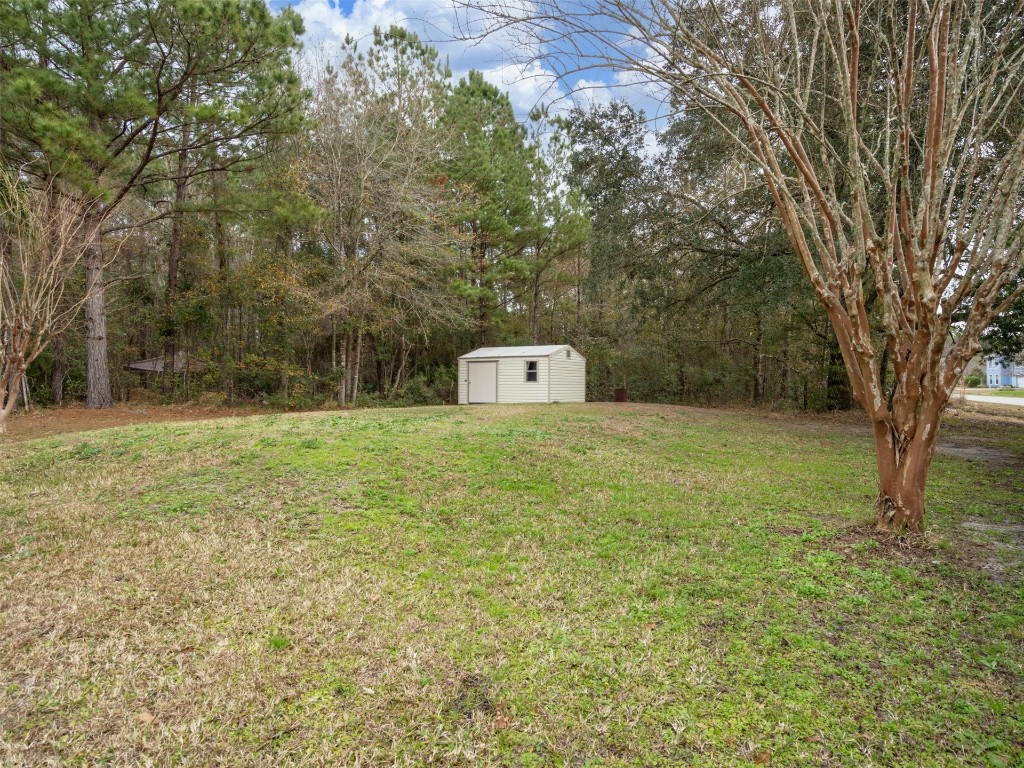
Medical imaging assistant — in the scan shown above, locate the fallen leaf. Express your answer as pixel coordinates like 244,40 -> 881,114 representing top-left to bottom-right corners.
136,712 -> 156,724
754,748 -> 771,764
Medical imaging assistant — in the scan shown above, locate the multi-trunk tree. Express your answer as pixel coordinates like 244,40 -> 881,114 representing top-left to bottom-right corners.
0,168 -> 101,433
466,0 -> 1024,531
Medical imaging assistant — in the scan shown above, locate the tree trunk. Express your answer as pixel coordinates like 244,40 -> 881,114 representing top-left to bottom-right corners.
475,234 -> 489,347
84,228 -> 113,409
574,249 -> 583,346
352,328 -> 363,402
752,313 -> 765,404
870,408 -> 942,534
212,163 -> 233,400
779,328 -> 790,402
161,204 -> 182,390
337,327 -> 348,404
340,330 -> 351,404
0,380 -> 19,434
50,333 -> 66,405
163,125 -> 191,393
530,274 -> 541,344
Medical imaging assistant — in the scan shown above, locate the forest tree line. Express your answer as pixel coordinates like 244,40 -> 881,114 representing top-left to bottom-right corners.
0,0 -> 960,416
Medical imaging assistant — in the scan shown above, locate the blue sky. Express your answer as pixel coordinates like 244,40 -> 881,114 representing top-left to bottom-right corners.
268,0 -> 664,124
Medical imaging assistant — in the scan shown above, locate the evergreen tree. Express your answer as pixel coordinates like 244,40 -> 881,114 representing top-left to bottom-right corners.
441,71 -> 536,346
0,0 -> 304,406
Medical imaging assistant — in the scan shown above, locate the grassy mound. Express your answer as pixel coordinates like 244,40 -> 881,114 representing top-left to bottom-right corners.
1,404 -> 1021,766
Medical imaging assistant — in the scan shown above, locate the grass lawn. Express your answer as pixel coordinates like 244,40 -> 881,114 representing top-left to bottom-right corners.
965,388 -> 1024,398
1,403 -> 1022,766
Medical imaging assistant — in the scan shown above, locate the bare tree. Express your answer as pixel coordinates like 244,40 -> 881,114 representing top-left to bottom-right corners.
461,0 -> 1024,531
302,29 -> 470,403
0,169 -> 102,434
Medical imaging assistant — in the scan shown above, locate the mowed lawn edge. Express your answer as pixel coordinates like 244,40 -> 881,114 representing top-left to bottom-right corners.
1,403 -> 1021,767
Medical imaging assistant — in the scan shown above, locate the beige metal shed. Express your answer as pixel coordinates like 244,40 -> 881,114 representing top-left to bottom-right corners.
457,345 -> 586,404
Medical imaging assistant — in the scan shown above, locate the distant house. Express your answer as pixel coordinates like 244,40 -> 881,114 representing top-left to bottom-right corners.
458,345 -> 586,404
985,356 -> 1024,388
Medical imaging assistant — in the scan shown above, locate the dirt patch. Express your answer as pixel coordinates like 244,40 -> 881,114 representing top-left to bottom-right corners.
960,520 -> 1024,536
947,402 -> 1024,423
4,402 -> 272,442
831,524 -> 938,560
451,673 -> 496,717
936,439 -> 1021,465
960,521 -> 1024,581
828,521 -> 1023,584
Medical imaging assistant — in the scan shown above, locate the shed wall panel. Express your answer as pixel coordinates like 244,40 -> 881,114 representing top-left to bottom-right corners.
496,357 -> 550,403
458,359 -> 468,404
548,352 -> 586,402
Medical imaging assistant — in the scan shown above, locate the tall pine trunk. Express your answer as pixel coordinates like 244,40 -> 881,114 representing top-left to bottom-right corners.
163,117 -> 192,391
84,224 -> 112,409
49,333 -> 66,405
530,275 -> 541,344
752,314 -> 765,404
161,192 -> 184,390
211,163 -> 233,400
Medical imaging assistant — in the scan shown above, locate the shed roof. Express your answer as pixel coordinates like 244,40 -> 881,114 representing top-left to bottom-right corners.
460,344 -> 582,360
125,351 -> 206,373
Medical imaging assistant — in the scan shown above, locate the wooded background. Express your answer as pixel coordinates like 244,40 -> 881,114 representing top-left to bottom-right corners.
2,0 -> 1016,416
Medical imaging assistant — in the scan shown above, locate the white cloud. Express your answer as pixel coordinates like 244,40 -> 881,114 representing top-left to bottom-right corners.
573,78 -> 614,108
477,60 -> 567,117
282,0 -> 568,120
279,0 -> 671,148
289,0 -> 408,45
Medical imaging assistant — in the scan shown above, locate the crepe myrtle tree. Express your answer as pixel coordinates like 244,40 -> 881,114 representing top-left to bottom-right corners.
460,0 -> 1024,531
0,168 -> 106,434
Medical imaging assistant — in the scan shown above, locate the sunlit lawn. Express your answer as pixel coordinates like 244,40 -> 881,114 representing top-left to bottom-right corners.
1,404 -> 1022,766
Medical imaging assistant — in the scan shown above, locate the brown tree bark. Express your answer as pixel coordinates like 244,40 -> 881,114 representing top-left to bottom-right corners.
352,328 -> 364,402
870,399 -> 944,532
162,115 -> 193,392
49,333 -> 66,405
530,273 -> 541,344
752,313 -> 765,404
84,227 -> 112,409
212,166 -> 233,401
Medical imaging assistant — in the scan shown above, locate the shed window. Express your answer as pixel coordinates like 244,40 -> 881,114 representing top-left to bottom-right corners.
566,350 -> 571,359
525,360 -> 539,382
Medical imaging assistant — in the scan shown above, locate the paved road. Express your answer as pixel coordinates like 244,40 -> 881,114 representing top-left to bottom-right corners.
964,394 -> 1024,408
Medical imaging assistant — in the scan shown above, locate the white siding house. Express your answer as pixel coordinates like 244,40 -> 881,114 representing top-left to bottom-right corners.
458,345 -> 586,404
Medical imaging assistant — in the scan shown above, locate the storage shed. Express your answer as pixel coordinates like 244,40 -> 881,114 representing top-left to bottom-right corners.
458,345 -> 586,404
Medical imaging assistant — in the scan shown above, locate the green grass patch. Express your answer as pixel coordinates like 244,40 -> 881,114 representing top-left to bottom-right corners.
0,403 -> 1021,766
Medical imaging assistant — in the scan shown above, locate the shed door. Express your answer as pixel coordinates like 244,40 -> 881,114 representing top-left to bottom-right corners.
467,361 -> 498,403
